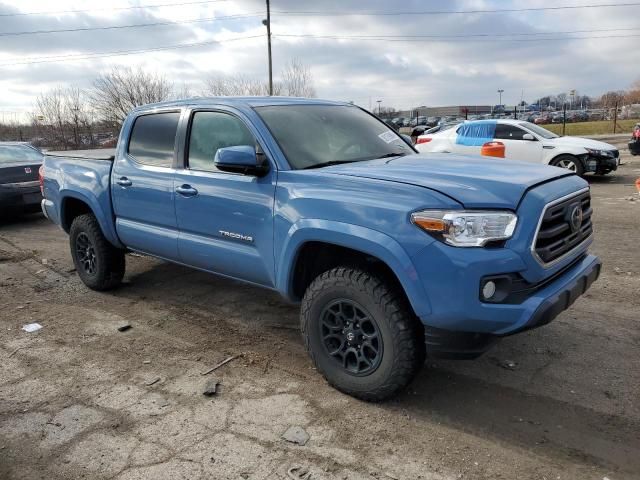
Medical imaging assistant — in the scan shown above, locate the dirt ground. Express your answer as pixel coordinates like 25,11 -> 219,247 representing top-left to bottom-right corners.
1,137 -> 639,480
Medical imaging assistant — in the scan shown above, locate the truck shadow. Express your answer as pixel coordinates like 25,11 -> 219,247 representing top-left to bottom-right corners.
397,364 -> 639,475
118,259 -> 639,476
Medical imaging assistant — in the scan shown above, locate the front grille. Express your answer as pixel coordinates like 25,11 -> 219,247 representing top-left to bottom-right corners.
533,189 -> 592,265
611,149 -> 619,159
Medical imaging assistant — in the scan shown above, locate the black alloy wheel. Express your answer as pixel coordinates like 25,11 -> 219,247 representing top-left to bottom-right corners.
320,299 -> 383,376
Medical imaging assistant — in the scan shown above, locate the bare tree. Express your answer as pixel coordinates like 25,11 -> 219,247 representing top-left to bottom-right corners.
91,67 -> 173,128
173,82 -> 196,100
202,59 -> 314,98
281,58 -> 316,97
63,87 -> 95,148
626,78 -> 640,105
35,87 -> 68,148
203,74 -> 274,96
598,90 -> 626,109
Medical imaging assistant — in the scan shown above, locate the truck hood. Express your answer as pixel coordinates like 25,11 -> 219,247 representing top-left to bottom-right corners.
543,136 -> 617,151
323,153 -> 572,209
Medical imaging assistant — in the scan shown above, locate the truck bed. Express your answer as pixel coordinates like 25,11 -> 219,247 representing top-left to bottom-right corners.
41,151 -> 121,248
45,148 -> 116,161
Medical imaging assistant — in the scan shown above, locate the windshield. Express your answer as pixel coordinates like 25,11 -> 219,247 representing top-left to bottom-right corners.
0,145 -> 43,164
519,122 -> 558,139
255,105 -> 413,169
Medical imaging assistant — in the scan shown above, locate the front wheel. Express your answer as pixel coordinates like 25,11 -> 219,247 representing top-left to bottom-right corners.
551,154 -> 585,176
301,267 -> 425,401
69,214 -> 125,291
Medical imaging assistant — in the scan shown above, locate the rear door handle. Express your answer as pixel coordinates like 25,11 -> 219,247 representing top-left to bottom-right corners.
116,177 -> 132,187
176,184 -> 198,197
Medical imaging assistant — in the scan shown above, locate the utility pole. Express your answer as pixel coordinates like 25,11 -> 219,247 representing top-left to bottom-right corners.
263,0 -> 273,96
497,89 -> 504,108
376,100 -> 382,116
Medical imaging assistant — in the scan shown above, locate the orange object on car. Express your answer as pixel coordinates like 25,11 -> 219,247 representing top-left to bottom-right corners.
481,141 -> 505,158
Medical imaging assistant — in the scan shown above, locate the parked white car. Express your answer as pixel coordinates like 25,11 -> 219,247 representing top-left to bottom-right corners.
415,119 -> 619,176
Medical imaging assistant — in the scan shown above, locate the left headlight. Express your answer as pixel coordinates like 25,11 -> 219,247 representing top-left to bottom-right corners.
411,210 -> 518,247
585,148 -> 610,157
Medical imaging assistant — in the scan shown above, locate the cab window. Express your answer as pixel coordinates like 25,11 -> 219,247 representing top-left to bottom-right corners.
187,111 -> 255,172
494,124 -> 526,140
128,112 -> 180,167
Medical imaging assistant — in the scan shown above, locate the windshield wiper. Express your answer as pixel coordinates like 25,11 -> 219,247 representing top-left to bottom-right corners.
302,160 -> 358,170
374,152 -> 407,160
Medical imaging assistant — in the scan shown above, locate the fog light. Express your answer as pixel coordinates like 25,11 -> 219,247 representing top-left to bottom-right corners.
482,281 -> 496,300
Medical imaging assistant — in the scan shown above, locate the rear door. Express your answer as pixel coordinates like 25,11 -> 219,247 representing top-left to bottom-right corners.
493,123 -> 543,163
173,108 -> 277,287
111,110 -> 181,260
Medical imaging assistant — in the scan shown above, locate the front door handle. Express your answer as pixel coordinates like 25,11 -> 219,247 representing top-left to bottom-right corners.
176,184 -> 198,197
116,177 -> 132,187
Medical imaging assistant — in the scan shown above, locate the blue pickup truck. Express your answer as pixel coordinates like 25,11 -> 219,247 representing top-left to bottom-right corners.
41,97 -> 601,400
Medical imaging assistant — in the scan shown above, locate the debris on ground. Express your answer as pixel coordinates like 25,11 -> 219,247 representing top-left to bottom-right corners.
203,378 -> 221,396
22,323 -> 42,333
282,426 -> 310,446
7,347 -> 26,357
144,377 -> 161,386
384,473 -> 399,480
117,323 -> 132,332
500,360 -> 517,370
287,466 -> 312,479
201,354 -> 242,375
142,360 -> 151,364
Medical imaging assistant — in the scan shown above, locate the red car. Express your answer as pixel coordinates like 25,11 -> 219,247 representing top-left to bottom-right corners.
629,123 -> 640,156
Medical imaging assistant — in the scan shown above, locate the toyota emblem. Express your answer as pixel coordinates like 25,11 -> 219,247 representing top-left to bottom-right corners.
570,205 -> 583,232
24,167 -> 31,174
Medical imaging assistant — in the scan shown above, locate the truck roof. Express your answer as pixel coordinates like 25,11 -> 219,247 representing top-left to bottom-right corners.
132,96 -> 350,112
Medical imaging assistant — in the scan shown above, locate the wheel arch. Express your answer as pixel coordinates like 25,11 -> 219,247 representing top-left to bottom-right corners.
59,191 -> 123,248
277,220 -> 432,318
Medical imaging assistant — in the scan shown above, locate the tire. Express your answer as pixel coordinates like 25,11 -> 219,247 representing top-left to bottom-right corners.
69,213 -> 125,291
550,154 -> 585,176
301,267 -> 425,401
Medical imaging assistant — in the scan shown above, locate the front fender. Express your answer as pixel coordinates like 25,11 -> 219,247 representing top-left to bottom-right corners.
59,189 -> 123,248
276,219 -> 431,318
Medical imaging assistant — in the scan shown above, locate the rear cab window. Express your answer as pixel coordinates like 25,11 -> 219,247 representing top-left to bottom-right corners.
128,112 -> 181,167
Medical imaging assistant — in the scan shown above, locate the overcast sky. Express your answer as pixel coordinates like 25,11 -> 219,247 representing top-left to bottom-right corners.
0,0 -> 638,119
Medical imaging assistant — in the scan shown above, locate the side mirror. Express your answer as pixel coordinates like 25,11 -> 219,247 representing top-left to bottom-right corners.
401,134 -> 414,146
214,145 -> 269,176
522,133 -> 536,141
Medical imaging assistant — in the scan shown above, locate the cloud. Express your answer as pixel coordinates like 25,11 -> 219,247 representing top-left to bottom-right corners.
0,0 -> 637,115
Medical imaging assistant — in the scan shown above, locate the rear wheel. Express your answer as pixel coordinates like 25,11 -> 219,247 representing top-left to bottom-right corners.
69,214 -> 125,291
551,154 -> 584,176
301,267 -> 425,401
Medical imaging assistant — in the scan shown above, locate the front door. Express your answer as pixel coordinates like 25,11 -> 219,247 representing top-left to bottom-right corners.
493,123 -> 543,163
174,109 -> 277,287
112,110 -> 181,260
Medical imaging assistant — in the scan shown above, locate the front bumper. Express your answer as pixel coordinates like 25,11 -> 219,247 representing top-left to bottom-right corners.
422,254 -> 601,359
582,153 -> 618,173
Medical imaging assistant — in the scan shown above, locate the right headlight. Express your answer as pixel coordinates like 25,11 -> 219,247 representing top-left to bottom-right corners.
411,210 -> 518,247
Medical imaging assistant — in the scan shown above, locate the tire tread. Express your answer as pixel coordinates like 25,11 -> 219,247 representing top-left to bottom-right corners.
301,267 -> 424,401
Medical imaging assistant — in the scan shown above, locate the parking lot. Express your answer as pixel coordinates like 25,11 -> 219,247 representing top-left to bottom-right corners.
0,135 -> 638,480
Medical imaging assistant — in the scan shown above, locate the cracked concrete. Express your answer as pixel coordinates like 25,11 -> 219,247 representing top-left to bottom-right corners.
1,143 -> 640,479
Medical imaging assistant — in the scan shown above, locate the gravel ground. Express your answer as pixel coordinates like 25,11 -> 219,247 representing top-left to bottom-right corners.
1,140 -> 639,480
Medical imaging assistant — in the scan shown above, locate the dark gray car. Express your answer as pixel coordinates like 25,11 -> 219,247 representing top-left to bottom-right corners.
0,142 -> 44,215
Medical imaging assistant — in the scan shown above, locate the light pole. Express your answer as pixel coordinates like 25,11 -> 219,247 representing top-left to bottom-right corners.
497,89 -> 504,108
262,0 -> 273,96
376,100 -> 382,116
